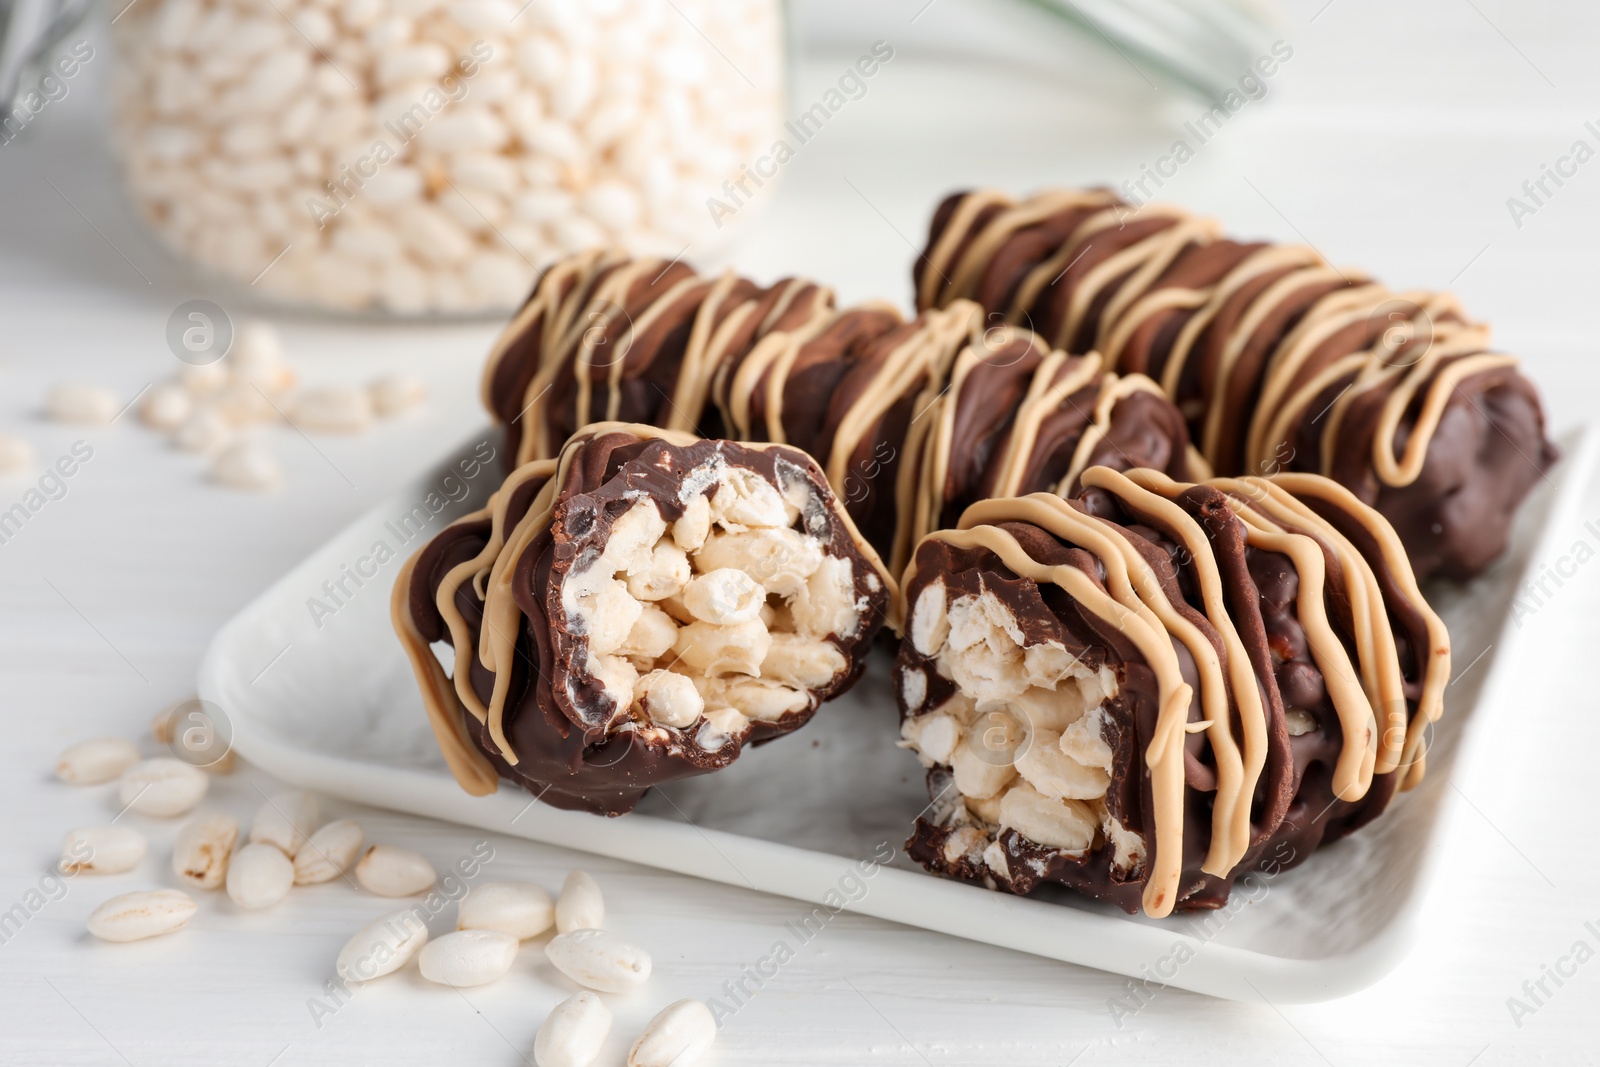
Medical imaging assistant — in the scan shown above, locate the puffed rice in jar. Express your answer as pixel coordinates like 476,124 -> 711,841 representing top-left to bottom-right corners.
110,0 -> 785,314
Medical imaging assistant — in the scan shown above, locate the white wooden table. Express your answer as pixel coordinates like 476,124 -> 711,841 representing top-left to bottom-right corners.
3,1 -> 1597,1062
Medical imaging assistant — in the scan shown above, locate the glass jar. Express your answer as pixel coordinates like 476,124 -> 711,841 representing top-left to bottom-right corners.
109,0 -> 785,314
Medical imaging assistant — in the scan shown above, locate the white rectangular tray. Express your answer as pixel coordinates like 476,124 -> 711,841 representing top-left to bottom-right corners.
200,425 -> 1595,1003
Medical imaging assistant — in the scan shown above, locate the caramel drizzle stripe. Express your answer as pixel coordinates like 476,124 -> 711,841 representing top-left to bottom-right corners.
1158,243 -> 1328,398
1080,467 -> 1266,874
727,305 -> 869,440
913,331 -> 1070,551
1369,349 -> 1522,488
940,189 -> 1118,308
1240,282 -> 1398,468
1184,445 -> 1213,480
511,254 -> 632,466
1254,352 -> 1369,477
391,457 -> 556,783
1056,372 -> 1169,495
1308,330 -> 1493,484
1212,475 -> 1411,774
392,554 -> 501,796
1268,473 -> 1450,788
573,260 -> 671,443
909,339 -> 982,564
719,281 -> 841,430
481,249 -> 610,421
664,270 -> 742,432
436,460 -> 559,715
759,278 -> 832,336
607,273 -> 713,423
1101,286 -> 1209,369
536,255 -> 646,462
989,351 -> 1104,498
1006,204 -> 1186,332
1002,206 -> 1123,324
821,304 -> 979,561
1091,216 -> 1223,360
476,470 -> 565,762
884,307 -> 987,575
1212,489 -> 1379,799
696,299 -> 762,424
917,189 -> 1017,311
1242,287 -> 1483,469
931,496 -> 1196,918
1195,264 -> 1355,465
720,330 -> 783,438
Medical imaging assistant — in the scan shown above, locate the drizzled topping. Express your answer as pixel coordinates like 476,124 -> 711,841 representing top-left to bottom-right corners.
483,254 -> 1224,587
910,331 -> 1205,560
915,188 -> 1527,492
482,251 -> 835,468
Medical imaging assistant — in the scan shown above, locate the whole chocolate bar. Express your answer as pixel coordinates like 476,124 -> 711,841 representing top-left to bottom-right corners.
914,188 -> 1558,579
393,424 -> 893,814
481,252 -> 993,574
894,466 -> 1449,916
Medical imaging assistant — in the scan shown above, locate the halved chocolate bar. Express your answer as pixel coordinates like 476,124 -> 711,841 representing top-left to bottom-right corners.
894,466 -> 1449,916
395,424 -> 894,815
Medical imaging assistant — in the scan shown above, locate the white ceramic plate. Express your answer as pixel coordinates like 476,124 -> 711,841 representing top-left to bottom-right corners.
199,425 -> 1595,1003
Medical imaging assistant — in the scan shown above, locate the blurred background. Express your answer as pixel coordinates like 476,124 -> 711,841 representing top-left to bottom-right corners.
1,1 -> 1594,491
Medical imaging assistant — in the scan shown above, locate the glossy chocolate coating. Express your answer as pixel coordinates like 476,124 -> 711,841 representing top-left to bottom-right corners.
915,188 -> 1559,579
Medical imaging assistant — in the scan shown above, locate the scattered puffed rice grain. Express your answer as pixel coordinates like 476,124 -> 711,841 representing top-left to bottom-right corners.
545,929 -> 651,993
179,362 -> 227,395
457,881 -> 554,940
172,813 -> 239,889
337,908 -> 430,983
45,383 -> 119,424
87,889 -> 196,942
150,704 -> 179,744
210,382 -> 277,424
174,408 -> 233,453
355,844 -> 436,897
211,442 -> 281,490
118,758 -> 209,817
249,790 -> 319,857
59,825 -> 147,875
418,929 -> 520,987
369,373 -> 427,417
226,842 -> 294,910
555,869 -> 604,933
56,737 -> 141,785
293,820 -> 364,884
534,991 -> 612,1067
628,1000 -> 716,1067
0,433 -> 34,474
151,699 -> 234,773
229,321 -> 294,392
290,386 -> 373,433
139,382 -> 194,431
